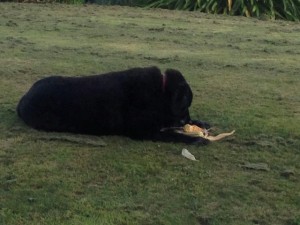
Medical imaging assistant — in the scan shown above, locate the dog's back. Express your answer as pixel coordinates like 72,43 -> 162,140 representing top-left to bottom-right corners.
17,67 -> 163,135
17,66 -> 210,144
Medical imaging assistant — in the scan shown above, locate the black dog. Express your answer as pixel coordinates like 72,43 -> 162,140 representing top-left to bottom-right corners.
17,66 -> 210,144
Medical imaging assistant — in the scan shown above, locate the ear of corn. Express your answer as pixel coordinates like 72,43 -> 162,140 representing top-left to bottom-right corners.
182,124 -> 235,141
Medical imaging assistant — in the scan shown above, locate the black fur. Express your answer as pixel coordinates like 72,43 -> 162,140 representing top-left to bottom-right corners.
17,66 -> 210,144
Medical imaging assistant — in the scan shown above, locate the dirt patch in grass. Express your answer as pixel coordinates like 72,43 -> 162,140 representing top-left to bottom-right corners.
0,3 -> 299,225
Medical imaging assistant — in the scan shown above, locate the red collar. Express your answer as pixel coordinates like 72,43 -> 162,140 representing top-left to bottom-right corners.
162,73 -> 167,92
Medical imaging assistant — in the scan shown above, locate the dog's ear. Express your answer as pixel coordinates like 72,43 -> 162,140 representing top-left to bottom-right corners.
170,83 -> 193,116
164,68 -> 193,118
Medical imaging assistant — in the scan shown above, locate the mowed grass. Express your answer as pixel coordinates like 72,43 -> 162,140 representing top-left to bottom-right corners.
0,3 -> 300,225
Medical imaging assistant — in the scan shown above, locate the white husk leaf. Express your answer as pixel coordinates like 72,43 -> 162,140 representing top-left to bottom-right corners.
181,148 -> 197,161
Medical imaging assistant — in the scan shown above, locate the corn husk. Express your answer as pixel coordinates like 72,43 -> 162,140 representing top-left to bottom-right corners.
205,130 -> 235,141
181,148 -> 197,161
183,124 -> 235,141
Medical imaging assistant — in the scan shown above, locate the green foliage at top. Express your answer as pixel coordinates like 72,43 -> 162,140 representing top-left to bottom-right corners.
1,0 -> 299,21
140,0 -> 300,21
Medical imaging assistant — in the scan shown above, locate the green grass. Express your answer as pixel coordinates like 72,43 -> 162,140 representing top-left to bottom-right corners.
0,3 -> 300,225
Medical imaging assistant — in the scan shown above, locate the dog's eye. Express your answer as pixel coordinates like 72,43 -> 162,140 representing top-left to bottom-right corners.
180,119 -> 186,125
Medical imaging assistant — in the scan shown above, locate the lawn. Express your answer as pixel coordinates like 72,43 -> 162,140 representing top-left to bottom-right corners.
0,3 -> 299,225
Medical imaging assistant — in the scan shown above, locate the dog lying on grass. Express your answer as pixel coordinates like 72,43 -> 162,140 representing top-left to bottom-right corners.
17,66 -> 211,144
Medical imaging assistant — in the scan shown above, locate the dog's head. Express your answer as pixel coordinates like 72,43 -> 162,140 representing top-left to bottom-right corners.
164,69 -> 193,126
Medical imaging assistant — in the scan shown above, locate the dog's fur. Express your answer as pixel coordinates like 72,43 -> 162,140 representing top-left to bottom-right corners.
17,66 -> 210,144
